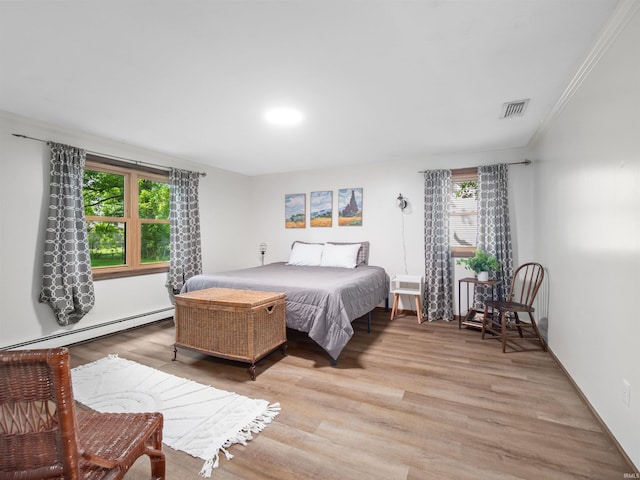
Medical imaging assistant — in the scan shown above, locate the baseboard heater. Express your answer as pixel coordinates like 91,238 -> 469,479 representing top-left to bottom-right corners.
1,307 -> 174,350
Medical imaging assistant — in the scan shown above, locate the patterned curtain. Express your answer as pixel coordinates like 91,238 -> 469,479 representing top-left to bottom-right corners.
423,170 -> 454,321
166,168 -> 202,296
39,143 -> 95,326
475,163 -> 514,305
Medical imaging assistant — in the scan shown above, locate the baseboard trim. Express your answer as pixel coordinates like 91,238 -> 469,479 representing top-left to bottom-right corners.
1,308 -> 174,350
380,306 -> 417,318
547,347 -> 638,473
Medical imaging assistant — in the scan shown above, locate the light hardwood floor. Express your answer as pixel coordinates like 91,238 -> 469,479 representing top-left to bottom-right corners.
68,311 -> 634,480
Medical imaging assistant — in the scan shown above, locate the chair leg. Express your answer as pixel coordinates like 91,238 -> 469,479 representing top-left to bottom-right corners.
501,311 -> 508,353
528,312 -> 547,351
481,306 -> 489,339
514,312 -> 524,338
148,451 -> 166,480
149,419 -> 166,479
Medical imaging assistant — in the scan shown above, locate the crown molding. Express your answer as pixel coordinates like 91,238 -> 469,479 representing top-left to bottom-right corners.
528,0 -> 640,147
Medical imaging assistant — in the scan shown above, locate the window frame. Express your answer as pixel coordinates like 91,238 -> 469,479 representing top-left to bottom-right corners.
450,167 -> 478,258
84,155 -> 170,280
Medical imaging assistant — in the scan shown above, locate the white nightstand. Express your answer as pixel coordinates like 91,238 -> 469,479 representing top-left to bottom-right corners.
390,274 -> 424,324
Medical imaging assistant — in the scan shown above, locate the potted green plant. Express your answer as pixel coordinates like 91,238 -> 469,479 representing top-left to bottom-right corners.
456,249 -> 500,281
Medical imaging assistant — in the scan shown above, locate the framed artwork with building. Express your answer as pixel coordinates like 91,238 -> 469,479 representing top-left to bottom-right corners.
338,188 -> 362,226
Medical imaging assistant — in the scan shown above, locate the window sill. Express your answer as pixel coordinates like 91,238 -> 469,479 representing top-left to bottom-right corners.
92,265 -> 169,281
451,247 -> 475,258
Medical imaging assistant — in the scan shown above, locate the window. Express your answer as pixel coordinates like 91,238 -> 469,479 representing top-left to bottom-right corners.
450,168 -> 478,257
83,155 -> 170,279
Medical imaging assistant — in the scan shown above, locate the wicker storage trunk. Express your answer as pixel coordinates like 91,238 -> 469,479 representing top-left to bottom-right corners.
174,288 -> 287,380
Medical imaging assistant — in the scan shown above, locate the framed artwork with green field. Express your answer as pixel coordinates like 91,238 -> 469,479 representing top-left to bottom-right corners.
285,193 -> 306,228
310,191 -> 332,227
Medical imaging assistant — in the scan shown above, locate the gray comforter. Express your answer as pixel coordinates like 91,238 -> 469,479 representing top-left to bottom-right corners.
181,262 -> 389,360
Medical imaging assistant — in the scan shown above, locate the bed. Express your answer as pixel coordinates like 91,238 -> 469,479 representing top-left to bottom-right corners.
181,241 -> 389,362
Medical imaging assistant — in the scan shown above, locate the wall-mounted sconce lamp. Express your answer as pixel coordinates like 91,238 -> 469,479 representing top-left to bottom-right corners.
259,243 -> 267,266
397,193 -> 407,210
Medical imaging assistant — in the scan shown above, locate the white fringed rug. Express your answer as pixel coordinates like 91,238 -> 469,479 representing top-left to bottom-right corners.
71,355 -> 280,477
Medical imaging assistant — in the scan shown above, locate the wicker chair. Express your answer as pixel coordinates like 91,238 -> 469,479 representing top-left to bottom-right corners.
481,262 -> 546,353
0,347 -> 165,480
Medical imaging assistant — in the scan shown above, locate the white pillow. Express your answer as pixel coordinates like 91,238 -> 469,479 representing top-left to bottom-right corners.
320,243 -> 360,268
287,242 -> 324,266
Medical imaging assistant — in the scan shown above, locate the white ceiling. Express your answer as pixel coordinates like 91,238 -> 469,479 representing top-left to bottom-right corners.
0,1 -> 619,176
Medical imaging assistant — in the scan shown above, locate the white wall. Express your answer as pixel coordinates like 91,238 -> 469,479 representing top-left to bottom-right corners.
531,5 -> 640,467
0,110 -> 535,345
247,147 -> 535,313
0,112 -> 250,349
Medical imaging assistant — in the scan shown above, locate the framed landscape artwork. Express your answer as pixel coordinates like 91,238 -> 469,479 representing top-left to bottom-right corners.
338,188 -> 363,226
285,193 -> 306,228
310,191 -> 332,227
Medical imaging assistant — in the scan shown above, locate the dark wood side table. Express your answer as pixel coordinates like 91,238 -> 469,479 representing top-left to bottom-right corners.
458,277 -> 500,329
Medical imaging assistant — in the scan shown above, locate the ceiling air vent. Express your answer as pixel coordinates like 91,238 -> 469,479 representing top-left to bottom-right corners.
500,99 -> 529,119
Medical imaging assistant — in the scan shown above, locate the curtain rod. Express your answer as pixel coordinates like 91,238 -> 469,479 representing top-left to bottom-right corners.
11,133 -> 207,177
418,159 -> 531,173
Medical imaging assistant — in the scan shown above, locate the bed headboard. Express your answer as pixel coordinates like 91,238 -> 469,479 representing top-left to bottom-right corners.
291,241 -> 370,266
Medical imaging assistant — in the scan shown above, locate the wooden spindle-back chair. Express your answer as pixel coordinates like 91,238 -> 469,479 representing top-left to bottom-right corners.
481,263 -> 546,353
